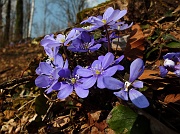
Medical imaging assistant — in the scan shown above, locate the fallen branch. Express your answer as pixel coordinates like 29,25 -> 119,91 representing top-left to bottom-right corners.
0,75 -> 35,89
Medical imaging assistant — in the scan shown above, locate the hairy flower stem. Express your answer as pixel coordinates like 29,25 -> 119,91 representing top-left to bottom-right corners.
104,25 -> 112,52
62,43 -> 69,61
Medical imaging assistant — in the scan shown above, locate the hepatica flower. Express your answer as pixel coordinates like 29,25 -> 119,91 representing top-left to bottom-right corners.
35,54 -> 69,94
56,29 -> 81,46
81,7 -> 127,29
77,52 -> 123,89
159,52 -> 180,77
67,31 -> 101,52
54,66 -> 89,99
103,58 -> 149,108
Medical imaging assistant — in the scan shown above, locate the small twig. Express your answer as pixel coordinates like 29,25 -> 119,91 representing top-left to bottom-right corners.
18,98 -> 36,111
0,76 -> 34,89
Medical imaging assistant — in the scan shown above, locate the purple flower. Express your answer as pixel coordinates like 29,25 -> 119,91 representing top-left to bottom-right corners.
103,58 -> 149,108
77,52 -> 121,89
81,7 -> 127,30
54,66 -> 89,99
159,52 -> 180,77
67,31 -> 101,52
35,54 -> 69,94
56,29 -> 81,46
110,21 -> 133,30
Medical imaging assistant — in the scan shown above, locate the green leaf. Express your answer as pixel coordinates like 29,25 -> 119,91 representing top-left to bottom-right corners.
35,89 -> 48,116
145,46 -> 158,59
106,105 -> 138,134
162,34 -> 180,42
166,42 -> 180,48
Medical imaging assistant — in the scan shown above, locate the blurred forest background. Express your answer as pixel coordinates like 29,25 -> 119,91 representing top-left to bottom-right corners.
0,0 -> 105,48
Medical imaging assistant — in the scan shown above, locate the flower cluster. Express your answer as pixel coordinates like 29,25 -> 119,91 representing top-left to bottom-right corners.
35,7 -> 149,108
159,52 -> 180,77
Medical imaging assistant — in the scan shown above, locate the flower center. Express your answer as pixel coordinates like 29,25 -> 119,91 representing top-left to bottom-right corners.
95,70 -> 101,75
102,19 -> 107,24
71,78 -> 76,84
164,59 -> 175,67
124,81 -> 131,91
61,38 -> 65,43
81,42 -> 90,50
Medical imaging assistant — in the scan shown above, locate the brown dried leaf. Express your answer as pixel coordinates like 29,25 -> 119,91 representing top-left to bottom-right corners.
164,94 -> 180,104
124,24 -> 145,60
3,110 -> 16,120
94,120 -> 108,131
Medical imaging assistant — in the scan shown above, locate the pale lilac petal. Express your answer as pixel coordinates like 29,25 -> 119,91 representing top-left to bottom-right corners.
159,66 -> 168,77
132,81 -> 143,88
103,66 -> 118,76
129,58 -> 144,82
35,75 -> 51,88
98,55 -> 104,61
174,70 -> 180,77
129,89 -> 149,108
89,44 -> 101,52
57,84 -> 73,99
114,55 -> 124,64
77,68 -> 93,77
91,60 -> 102,69
120,22 -> 133,30
114,90 -> 128,101
56,34 -> 65,43
116,65 -> 124,70
103,7 -> 114,20
52,68 -> 61,79
102,52 -> 114,69
103,76 -> 124,90
175,64 -> 180,70
46,80 -> 58,93
80,77 -> 97,89
97,75 -> 105,89
108,10 -> 127,22
39,62 -> 53,75
74,85 -> 89,98
54,54 -> 63,68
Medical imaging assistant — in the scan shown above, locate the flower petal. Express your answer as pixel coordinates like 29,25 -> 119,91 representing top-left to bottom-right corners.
132,81 -> 143,88
103,7 -> 114,21
35,75 -> 51,88
159,66 -> 168,77
129,89 -> 149,108
80,77 -> 97,89
102,52 -> 114,69
89,44 -> 101,52
103,66 -> 118,76
57,84 -> 73,99
77,68 -> 93,77
97,75 -> 106,89
39,62 -> 53,75
74,85 -> 89,98
114,90 -> 128,101
129,58 -> 144,82
103,76 -> 124,90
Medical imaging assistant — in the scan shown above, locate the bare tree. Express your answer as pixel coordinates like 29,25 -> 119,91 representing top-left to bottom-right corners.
14,0 -> 23,41
3,0 -> 11,45
0,0 -> 7,46
53,0 -> 88,27
28,0 -> 34,38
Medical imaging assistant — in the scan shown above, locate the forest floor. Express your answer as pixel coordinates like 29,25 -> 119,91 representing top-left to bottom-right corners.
0,1 -> 180,134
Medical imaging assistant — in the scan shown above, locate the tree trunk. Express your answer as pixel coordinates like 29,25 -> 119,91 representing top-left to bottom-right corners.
3,0 -> 11,45
28,0 -> 34,38
15,0 -> 23,41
